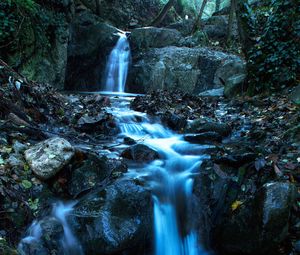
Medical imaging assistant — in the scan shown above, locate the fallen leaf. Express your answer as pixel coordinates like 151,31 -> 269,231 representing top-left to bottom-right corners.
274,164 -> 283,177
255,158 -> 266,171
231,200 -> 243,211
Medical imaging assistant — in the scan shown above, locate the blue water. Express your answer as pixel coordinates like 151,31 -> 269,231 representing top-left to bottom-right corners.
107,97 -> 210,255
103,33 -> 131,92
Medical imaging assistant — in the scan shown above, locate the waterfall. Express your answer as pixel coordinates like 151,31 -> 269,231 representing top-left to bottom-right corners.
107,97 -> 209,255
103,32 -> 131,93
18,201 -> 83,255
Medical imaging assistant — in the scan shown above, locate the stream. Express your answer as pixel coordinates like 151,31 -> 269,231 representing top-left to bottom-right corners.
19,33 -> 211,255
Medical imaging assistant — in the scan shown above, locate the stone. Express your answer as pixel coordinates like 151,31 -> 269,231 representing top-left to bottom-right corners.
79,0 -> 165,29
24,137 -> 75,180
13,141 -> 28,154
73,179 -> 152,254
121,144 -> 160,162
199,87 -> 224,97
203,15 -> 239,42
167,19 -> 195,36
69,154 -> 127,197
187,119 -> 231,137
124,137 -> 137,145
184,132 -> 223,144
128,46 -> 246,94
290,85 -> 300,105
130,27 -> 183,50
65,12 -> 120,91
161,112 -> 187,131
218,182 -> 296,254
224,74 -> 247,98
39,217 -> 64,252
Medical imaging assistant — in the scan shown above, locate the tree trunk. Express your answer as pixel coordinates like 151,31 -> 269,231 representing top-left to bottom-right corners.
95,0 -> 100,15
150,0 -> 177,27
227,0 -> 236,43
192,0 -> 208,33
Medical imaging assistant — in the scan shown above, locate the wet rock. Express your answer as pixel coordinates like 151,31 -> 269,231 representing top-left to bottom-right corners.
214,153 -> 257,168
224,74 -> 247,98
187,119 -> 231,137
18,218 -> 64,255
290,85 -> 300,105
217,182 -> 296,254
25,137 -> 75,180
66,12 -> 120,91
18,242 -> 47,255
128,46 -> 245,94
73,179 -> 152,254
121,144 -> 160,162
13,141 -> 28,154
39,217 -> 64,252
7,154 -> 24,168
131,27 -> 183,50
76,113 -> 118,135
69,154 -> 127,197
199,88 -> 224,97
161,112 -> 187,131
184,132 -> 222,144
124,137 -> 137,145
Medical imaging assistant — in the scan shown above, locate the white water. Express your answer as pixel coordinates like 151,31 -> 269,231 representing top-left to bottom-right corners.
107,97 -> 210,255
18,201 -> 83,255
103,33 -> 131,92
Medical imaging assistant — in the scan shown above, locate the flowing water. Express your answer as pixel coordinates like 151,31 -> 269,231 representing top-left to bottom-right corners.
19,95 -> 210,255
107,96 -> 210,255
18,202 -> 83,255
103,33 -> 131,92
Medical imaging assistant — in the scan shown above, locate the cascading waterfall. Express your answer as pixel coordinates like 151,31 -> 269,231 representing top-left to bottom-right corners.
18,201 -> 83,255
103,32 -> 131,93
107,97 -> 210,255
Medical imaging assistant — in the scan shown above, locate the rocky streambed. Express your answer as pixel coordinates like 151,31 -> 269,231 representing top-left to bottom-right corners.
0,68 -> 300,255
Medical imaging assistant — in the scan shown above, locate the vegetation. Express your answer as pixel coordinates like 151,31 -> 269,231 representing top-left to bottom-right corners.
239,0 -> 300,93
0,0 -> 67,66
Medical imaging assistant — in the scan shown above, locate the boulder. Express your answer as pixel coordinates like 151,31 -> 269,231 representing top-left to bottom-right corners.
224,74 -> 247,98
69,154 -> 127,197
167,19 -> 195,36
121,144 -> 160,162
184,132 -> 223,144
65,12 -> 120,91
24,137 -> 75,180
128,46 -> 246,94
130,27 -> 183,50
203,15 -> 239,42
290,85 -> 300,105
217,182 -> 296,254
79,0 -> 168,29
187,119 -> 231,137
73,179 -> 152,254
161,112 -> 187,131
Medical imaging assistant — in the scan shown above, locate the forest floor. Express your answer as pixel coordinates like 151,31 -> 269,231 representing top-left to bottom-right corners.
0,63 -> 299,253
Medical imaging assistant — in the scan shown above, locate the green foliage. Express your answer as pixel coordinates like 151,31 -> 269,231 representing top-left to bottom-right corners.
0,0 -> 67,59
0,0 -> 37,45
241,0 -> 300,93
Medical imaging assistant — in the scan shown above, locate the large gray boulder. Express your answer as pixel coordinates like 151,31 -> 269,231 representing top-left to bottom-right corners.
128,46 -> 246,93
25,137 -> 75,180
65,12 -> 121,91
130,27 -> 183,50
73,179 -> 152,254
